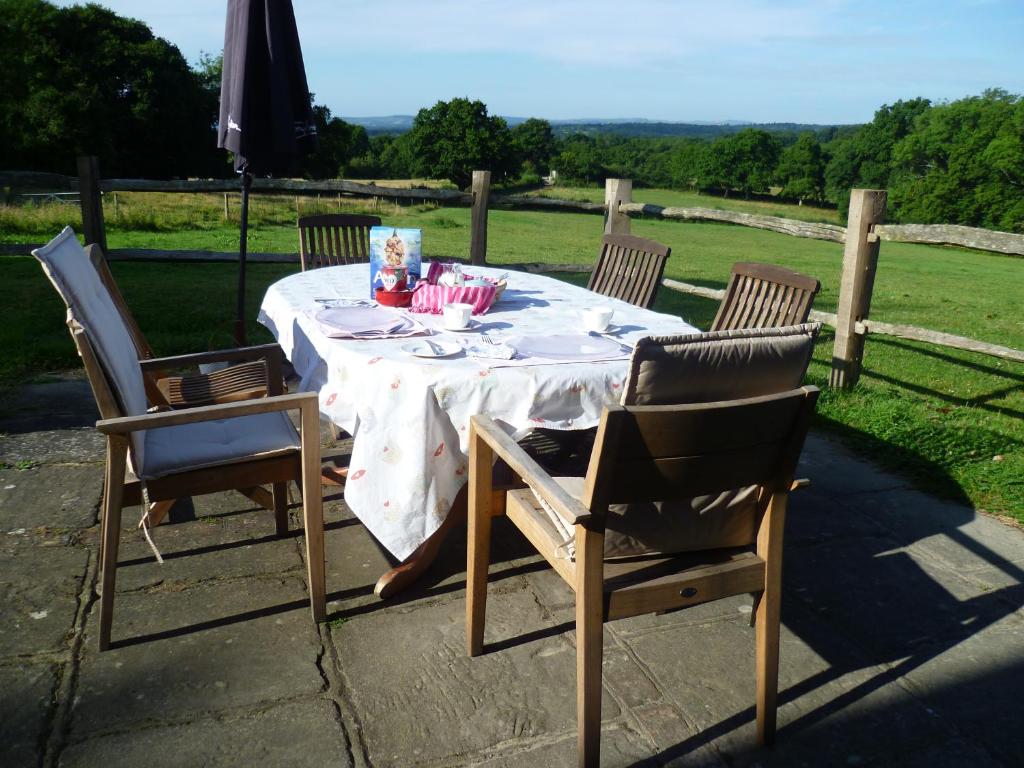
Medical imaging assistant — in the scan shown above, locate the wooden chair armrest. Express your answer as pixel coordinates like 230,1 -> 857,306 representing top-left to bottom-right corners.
96,391 -> 316,434
139,343 -> 284,371
471,416 -> 592,525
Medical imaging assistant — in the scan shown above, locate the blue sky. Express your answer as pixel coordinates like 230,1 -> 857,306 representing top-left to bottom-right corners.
54,0 -> 1024,124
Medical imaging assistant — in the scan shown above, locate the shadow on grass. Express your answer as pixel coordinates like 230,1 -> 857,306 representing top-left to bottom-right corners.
861,335 -> 1024,420
812,412 -> 975,505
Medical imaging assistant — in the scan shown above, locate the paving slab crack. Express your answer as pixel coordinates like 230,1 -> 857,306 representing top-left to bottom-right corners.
321,627 -> 372,768
43,544 -> 98,768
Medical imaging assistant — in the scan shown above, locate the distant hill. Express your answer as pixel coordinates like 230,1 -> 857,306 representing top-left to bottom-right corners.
343,115 -> 417,134
546,121 -> 843,139
343,115 -> 848,139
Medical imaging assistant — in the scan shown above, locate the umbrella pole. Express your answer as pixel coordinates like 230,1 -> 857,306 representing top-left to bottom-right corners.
234,171 -> 253,346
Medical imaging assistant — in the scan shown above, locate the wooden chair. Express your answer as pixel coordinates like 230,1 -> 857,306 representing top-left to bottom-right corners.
467,386 -> 818,767
83,243 -> 284,526
711,262 -> 821,332
298,213 -> 382,270
587,233 -> 670,309
34,227 -> 326,650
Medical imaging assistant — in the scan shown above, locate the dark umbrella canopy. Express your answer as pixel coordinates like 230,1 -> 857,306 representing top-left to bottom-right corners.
218,0 -> 318,174
218,0 -> 317,343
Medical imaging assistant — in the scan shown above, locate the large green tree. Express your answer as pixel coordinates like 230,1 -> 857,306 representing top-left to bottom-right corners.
823,98 -> 930,215
699,129 -> 780,197
776,132 -> 826,203
293,104 -> 369,179
668,140 -> 708,190
0,0 -> 220,177
408,98 -> 515,188
889,90 -> 1024,231
552,134 -> 605,183
511,117 -> 557,175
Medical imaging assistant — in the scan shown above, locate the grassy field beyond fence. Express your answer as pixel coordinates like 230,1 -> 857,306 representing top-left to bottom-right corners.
1,190 -> 1021,520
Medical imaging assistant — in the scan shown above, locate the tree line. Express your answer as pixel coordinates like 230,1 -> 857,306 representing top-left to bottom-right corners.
1,0 -> 1021,232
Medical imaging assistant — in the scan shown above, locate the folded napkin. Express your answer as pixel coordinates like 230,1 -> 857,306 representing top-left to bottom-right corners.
314,297 -> 376,309
464,341 -> 516,360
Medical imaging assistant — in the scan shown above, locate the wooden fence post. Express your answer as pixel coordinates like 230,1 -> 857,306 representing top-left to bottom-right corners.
77,155 -> 107,252
830,189 -> 887,389
604,178 -> 632,235
470,170 -> 491,265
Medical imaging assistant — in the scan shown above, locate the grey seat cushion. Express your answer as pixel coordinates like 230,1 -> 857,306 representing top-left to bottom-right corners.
142,411 -> 300,480
534,476 -> 760,560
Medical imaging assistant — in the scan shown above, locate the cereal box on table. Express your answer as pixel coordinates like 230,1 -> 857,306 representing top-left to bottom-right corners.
370,227 -> 421,298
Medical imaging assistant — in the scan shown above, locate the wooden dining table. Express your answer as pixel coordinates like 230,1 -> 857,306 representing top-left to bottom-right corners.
258,264 -> 697,596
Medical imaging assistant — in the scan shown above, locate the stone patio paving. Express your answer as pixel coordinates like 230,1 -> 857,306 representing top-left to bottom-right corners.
2,375 -> 1022,767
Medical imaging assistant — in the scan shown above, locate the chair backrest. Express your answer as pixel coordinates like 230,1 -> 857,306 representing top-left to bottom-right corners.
33,227 -> 148,466
83,243 -> 155,359
622,323 -> 820,406
84,243 -> 175,408
711,262 -> 820,332
587,233 -> 670,309
581,388 -> 819,513
297,213 -> 382,270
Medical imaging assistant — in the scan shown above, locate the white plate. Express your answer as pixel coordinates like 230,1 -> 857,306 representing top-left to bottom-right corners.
316,306 -> 407,334
402,340 -> 463,358
511,333 -> 627,360
441,319 -> 480,332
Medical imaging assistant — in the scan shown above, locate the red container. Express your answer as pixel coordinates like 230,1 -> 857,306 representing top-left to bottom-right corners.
375,288 -> 413,307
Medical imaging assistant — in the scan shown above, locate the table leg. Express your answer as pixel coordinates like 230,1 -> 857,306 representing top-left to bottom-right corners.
320,446 -> 351,486
321,467 -> 348,486
373,486 -> 469,599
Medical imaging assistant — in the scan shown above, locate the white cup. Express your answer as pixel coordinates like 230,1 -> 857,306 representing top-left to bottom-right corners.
581,306 -> 614,332
443,302 -> 473,330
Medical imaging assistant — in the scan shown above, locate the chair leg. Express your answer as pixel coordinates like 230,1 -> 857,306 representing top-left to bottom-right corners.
466,429 -> 494,657
237,485 -> 274,511
299,403 -> 326,622
272,482 -> 289,536
137,499 -> 175,529
98,436 -> 128,652
755,492 -> 787,746
575,524 -> 605,768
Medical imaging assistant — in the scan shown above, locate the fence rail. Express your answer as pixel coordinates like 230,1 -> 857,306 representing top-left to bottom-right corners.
5,168 -> 1024,256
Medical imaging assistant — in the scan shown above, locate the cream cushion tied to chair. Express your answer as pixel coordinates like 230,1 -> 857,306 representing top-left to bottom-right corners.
534,322 -> 821,559
33,227 -> 324,651
34,228 -> 300,482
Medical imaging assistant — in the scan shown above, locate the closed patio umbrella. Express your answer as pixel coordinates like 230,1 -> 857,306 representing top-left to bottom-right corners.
218,0 -> 317,344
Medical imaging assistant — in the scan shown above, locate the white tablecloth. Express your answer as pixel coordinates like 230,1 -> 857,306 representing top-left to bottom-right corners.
259,264 -> 697,560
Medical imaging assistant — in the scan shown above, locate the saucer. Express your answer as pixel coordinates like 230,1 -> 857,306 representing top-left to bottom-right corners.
442,319 -> 480,332
402,340 -> 462,358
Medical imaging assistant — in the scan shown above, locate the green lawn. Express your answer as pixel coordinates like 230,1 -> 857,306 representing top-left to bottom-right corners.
2,193 -> 1021,520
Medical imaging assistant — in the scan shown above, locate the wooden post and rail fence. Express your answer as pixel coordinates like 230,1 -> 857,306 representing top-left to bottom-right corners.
3,159 -> 1023,387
